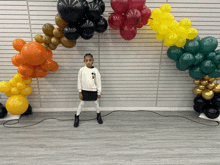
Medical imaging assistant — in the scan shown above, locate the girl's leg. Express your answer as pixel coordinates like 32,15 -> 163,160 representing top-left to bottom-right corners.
76,101 -> 85,116
93,101 -> 103,124
93,100 -> 100,113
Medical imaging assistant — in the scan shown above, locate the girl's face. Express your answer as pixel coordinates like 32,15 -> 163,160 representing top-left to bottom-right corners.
84,56 -> 94,68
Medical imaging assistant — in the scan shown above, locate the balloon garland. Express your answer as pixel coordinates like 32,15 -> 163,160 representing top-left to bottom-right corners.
0,1 -> 219,120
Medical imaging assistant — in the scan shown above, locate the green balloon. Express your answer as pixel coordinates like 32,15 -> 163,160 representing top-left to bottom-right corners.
215,49 -> 220,55
205,52 -> 216,60
189,66 -> 206,79
193,35 -> 200,42
199,36 -> 218,55
184,40 -> 200,54
213,55 -> 220,64
176,62 -> 190,71
217,64 -> 220,69
200,60 -> 216,74
193,52 -> 204,65
179,53 -> 195,67
209,68 -> 220,78
167,46 -> 184,62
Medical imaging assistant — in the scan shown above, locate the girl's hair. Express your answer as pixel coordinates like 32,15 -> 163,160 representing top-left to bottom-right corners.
84,53 -> 93,59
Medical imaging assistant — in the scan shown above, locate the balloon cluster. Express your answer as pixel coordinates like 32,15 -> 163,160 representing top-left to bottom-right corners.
149,4 -> 198,47
167,36 -> 220,79
194,94 -> 220,119
57,0 -> 108,41
108,0 -> 151,40
193,75 -> 220,100
12,38 -> 59,80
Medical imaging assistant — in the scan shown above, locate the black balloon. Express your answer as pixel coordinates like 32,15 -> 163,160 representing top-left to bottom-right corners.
95,16 -> 108,33
203,104 -> 220,119
57,0 -> 85,23
86,1 -> 102,22
0,103 -> 7,119
94,0 -> 105,14
78,15 -> 88,26
194,96 -> 209,110
193,104 -> 202,113
22,104 -> 33,116
211,93 -> 220,107
80,19 -> 95,39
81,32 -> 94,40
81,0 -> 89,12
64,23 -> 80,41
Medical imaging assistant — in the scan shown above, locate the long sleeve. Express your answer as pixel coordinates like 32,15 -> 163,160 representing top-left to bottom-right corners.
95,69 -> 101,95
77,68 -> 82,92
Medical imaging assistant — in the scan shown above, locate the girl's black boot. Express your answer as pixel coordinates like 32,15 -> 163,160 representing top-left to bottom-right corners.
74,114 -> 79,127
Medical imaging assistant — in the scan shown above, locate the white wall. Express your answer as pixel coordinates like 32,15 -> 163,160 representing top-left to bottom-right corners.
0,0 -> 220,111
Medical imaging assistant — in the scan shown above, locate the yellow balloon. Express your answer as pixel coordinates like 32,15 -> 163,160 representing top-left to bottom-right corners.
17,82 -> 26,90
187,28 -> 198,40
5,90 -> 13,97
11,87 -> 20,95
6,95 -> 29,115
164,32 -> 178,45
149,20 -> 160,32
151,8 -> 162,21
166,13 -> 175,21
22,78 -> 32,85
156,33 -> 164,41
164,40 -> 173,47
158,24 -> 169,35
14,73 -> 23,82
9,78 -> 17,87
175,26 -> 188,39
202,89 -> 214,100
175,37 -> 186,47
20,85 -> 33,96
169,20 -> 179,31
0,81 -> 11,93
162,20 -> 172,27
160,4 -> 171,13
179,18 -> 191,29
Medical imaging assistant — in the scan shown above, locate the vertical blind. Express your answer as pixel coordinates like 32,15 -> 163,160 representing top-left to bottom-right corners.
0,0 -> 220,110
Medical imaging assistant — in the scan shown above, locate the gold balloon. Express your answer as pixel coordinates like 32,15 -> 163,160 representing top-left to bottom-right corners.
203,75 -> 211,80
200,80 -> 208,86
202,89 -> 214,100
209,78 -> 215,82
213,84 -> 220,93
42,23 -> 54,36
215,77 -> 220,80
35,34 -> 43,43
193,79 -> 200,85
49,43 -> 57,50
43,35 -> 51,44
60,36 -> 76,48
41,43 -> 49,49
193,87 -> 202,95
51,37 -> 60,45
53,28 -> 64,38
55,13 -> 68,29
198,85 -> 206,90
207,83 -> 215,89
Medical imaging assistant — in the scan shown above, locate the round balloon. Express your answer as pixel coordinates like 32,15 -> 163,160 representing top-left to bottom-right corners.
140,5 -> 151,25
108,13 -> 124,29
80,20 -> 95,40
64,23 -> 80,41
95,16 -> 108,33
120,24 -> 137,40
124,8 -> 141,27
111,0 -> 129,14
12,39 -> 26,52
129,0 -> 146,10
94,0 -> 105,14
86,1 -> 102,22
203,104 -> 219,119
0,103 -> 7,118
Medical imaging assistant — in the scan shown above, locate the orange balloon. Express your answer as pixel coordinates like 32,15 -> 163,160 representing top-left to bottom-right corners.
12,39 -> 26,52
49,61 -> 59,72
21,42 -> 47,66
11,55 -> 20,67
40,59 -> 54,70
34,67 -> 47,77
15,53 -> 25,65
21,75 -> 30,80
17,64 -> 34,77
44,49 -> 53,59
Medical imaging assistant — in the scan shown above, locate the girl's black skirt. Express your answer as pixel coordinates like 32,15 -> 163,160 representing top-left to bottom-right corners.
82,90 -> 97,101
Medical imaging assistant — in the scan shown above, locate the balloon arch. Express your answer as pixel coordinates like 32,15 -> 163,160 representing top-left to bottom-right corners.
0,0 -> 220,120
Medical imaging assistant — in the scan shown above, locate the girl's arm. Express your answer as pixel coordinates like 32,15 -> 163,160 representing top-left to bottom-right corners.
96,69 -> 101,96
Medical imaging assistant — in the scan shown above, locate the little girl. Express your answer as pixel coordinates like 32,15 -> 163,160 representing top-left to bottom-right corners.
74,53 -> 103,127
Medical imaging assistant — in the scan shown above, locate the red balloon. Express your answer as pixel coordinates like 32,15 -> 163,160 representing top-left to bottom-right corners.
108,14 -> 124,29
140,5 -> 151,25
137,22 -> 143,28
120,24 -> 137,40
124,8 -> 141,27
129,0 -> 146,10
111,0 -> 129,14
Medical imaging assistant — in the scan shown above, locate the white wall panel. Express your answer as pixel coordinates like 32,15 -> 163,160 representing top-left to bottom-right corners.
0,0 -> 220,110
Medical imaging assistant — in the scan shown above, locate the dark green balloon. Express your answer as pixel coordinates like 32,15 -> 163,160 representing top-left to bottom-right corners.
200,60 -> 216,74
215,49 -> 220,55
209,68 -> 220,78
199,36 -> 218,55
213,55 -> 220,64
167,46 -> 184,62
193,52 -> 204,65
176,62 -> 190,71
179,53 -> 195,68
193,35 -> 200,42
184,40 -> 200,54
189,66 -> 206,79
205,52 -> 216,60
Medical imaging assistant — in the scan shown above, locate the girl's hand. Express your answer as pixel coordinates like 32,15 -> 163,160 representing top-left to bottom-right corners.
79,92 -> 83,100
98,95 -> 101,98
